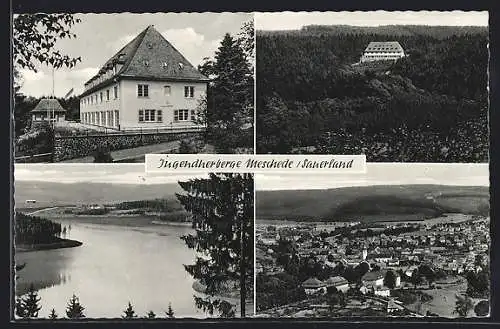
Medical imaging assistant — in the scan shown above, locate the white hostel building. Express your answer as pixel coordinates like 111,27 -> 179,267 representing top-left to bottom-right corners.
79,25 -> 209,131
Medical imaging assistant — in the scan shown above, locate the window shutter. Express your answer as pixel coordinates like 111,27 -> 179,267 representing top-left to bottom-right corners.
174,110 -> 179,122
139,110 -> 144,122
144,85 -> 149,97
191,110 -> 196,122
157,110 -> 163,122
138,85 -> 142,97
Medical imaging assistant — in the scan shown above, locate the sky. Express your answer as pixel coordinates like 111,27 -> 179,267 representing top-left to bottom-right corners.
256,163 -> 489,190
255,11 -> 488,30
14,164 -> 208,184
15,12 -> 252,98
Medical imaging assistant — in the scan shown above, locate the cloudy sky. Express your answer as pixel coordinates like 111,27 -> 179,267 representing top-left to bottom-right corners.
14,164 -> 208,184
256,163 -> 489,190
16,13 -> 251,98
256,11 -> 488,30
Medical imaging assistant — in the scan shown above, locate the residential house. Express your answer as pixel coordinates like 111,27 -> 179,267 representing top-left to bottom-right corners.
373,286 -> 391,297
362,271 -> 385,288
260,232 -> 279,246
325,276 -> 349,293
79,25 -> 209,131
302,277 -> 327,296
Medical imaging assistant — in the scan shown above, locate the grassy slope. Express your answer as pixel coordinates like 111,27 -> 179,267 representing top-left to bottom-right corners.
256,184 -> 489,221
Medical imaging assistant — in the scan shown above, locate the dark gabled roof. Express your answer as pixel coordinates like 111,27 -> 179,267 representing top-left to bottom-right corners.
364,41 -> 404,53
325,276 -> 348,286
362,270 -> 385,281
31,98 -> 66,113
81,25 -> 209,97
302,277 -> 325,288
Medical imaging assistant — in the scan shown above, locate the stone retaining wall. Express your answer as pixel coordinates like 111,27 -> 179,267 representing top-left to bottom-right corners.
53,131 -> 203,162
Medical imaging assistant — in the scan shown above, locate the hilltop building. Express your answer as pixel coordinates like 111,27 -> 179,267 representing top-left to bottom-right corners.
79,25 -> 209,131
360,41 -> 405,63
31,98 -> 66,123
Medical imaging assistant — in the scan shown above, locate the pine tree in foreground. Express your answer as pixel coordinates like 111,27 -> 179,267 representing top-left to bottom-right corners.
65,294 -> 85,319
176,173 -> 254,318
122,302 -> 137,319
23,284 -> 42,318
48,308 -> 58,319
146,310 -> 156,319
15,297 -> 26,318
166,303 -> 175,318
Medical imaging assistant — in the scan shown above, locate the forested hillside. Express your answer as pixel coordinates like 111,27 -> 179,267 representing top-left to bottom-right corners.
256,184 -> 489,221
256,25 -> 488,162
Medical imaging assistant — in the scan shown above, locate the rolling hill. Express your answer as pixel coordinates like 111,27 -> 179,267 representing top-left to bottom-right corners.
259,25 -> 488,38
14,181 -> 184,208
256,184 -> 489,222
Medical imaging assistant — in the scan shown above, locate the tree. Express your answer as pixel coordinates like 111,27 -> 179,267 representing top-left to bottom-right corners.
166,303 -> 175,318
13,14 -> 82,72
122,302 -> 137,319
176,173 -> 253,317
22,284 -> 42,318
326,287 -> 343,311
409,269 -> 423,289
384,270 -> 397,289
49,308 -> 58,319
15,297 -> 26,318
146,310 -> 156,319
199,33 -> 253,151
419,264 -> 436,288
474,300 -> 489,317
65,294 -> 85,319
454,294 -> 474,317
237,19 -> 255,70
93,148 -> 114,163
466,270 -> 489,298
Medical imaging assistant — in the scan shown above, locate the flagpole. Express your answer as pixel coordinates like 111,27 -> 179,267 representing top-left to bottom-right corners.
52,67 -> 55,128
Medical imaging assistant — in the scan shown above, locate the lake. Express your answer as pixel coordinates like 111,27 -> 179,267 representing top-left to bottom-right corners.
15,218 -> 248,318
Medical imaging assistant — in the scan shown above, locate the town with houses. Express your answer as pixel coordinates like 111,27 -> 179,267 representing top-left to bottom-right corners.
256,214 -> 490,318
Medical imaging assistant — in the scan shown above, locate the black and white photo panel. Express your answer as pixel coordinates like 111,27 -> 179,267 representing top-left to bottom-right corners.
14,12 -> 254,163
255,11 -> 489,162
13,164 -> 254,319
255,163 -> 490,318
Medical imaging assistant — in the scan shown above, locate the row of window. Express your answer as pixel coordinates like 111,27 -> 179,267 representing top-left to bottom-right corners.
82,110 -> 120,127
82,86 -> 119,106
137,109 -> 196,123
82,84 -> 197,107
137,84 -> 195,98
363,54 -> 403,59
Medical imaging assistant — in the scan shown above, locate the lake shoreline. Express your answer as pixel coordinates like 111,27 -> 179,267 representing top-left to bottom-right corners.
34,211 -> 192,228
192,280 -> 254,302
16,238 -> 83,252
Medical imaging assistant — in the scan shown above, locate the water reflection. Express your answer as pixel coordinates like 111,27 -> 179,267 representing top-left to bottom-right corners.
15,248 -> 72,295
14,219 -> 250,318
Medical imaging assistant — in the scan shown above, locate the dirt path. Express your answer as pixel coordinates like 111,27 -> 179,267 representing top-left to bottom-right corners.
27,207 -> 59,215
